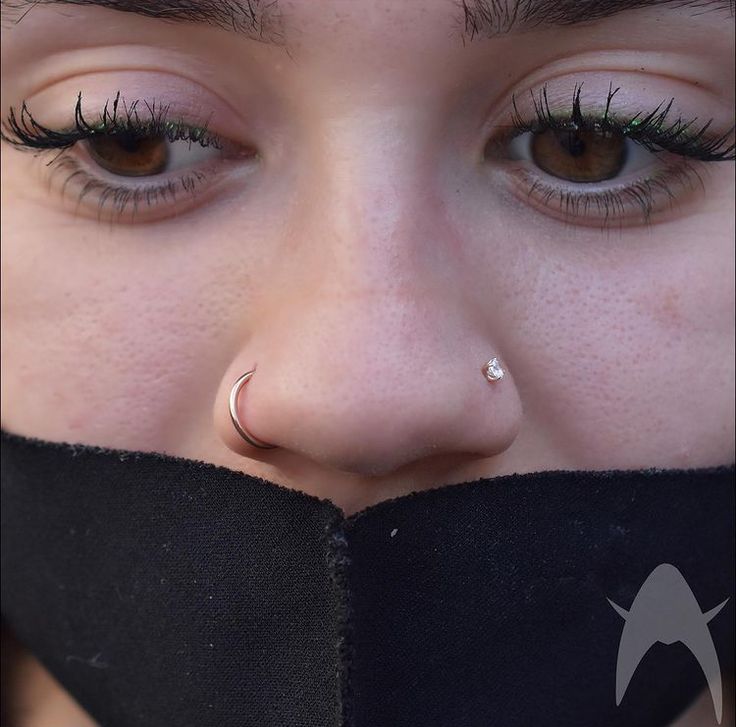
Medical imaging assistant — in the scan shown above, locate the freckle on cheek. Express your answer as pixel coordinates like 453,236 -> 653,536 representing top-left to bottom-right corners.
659,289 -> 683,326
634,286 -> 684,329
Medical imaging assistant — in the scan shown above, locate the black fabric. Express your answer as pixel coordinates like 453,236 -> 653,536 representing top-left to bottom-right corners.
1,428 -> 734,727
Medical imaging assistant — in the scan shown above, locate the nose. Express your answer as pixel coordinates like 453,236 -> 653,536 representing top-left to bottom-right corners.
215,108 -> 523,479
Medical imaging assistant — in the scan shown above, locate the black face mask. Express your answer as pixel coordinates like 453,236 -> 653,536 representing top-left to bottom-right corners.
1,428 -> 734,727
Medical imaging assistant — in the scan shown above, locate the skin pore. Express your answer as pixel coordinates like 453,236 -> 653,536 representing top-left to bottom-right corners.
0,0 -> 734,724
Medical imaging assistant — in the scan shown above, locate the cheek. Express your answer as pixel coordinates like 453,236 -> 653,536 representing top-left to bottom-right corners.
520,243 -> 734,467
0,224 -> 238,451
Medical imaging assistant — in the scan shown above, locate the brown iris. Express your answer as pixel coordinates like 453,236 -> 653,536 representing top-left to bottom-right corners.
530,128 -> 627,183
86,133 -> 169,177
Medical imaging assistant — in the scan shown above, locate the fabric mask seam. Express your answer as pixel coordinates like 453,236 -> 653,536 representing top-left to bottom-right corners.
323,514 -> 356,727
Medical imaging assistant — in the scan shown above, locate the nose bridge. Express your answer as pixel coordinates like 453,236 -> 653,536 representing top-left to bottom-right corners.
294,103 -> 445,295
275,104 -> 463,389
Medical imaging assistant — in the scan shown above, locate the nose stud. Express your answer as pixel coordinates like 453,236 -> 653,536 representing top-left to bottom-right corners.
482,357 -> 505,382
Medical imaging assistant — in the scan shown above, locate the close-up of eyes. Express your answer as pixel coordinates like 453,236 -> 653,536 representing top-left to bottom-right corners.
2,83 -> 734,227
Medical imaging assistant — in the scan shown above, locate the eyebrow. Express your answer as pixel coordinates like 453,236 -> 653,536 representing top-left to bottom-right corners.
1,0 -> 285,44
2,0 -> 732,46
456,0 -> 735,41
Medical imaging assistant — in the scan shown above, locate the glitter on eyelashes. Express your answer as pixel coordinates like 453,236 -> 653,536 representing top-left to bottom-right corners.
0,91 -> 222,152
508,82 -> 735,162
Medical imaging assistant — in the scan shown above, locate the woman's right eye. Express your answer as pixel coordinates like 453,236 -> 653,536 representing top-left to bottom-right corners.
0,94 -> 259,223
57,129 -> 253,223
83,132 -> 227,178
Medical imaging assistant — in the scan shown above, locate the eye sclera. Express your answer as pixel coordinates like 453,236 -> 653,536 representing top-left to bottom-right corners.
505,130 -> 658,186
57,136 -> 256,224
38,129 -> 255,225
79,131 -> 251,178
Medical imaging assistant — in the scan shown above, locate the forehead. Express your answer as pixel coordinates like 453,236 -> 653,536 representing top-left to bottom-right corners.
0,0 -> 468,42
244,0 -> 472,55
278,0 -> 465,32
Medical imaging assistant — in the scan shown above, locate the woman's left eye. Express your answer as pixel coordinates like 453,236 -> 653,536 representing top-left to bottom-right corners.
483,119 -> 721,227
483,82 -> 736,227
507,127 -> 656,184
83,132 -> 221,177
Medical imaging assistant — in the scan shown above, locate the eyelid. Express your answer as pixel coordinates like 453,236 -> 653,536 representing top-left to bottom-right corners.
1,92 -> 223,150
485,82 -> 735,164
0,73 -> 273,163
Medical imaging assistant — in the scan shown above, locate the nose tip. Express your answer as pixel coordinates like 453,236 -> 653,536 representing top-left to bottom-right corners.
216,342 -> 523,479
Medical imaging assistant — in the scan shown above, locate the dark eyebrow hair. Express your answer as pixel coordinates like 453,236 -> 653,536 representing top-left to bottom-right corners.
456,0 -> 735,41
3,0 -> 732,47
1,0 -> 285,44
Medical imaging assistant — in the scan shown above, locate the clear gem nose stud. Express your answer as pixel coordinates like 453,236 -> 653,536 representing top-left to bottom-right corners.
482,357 -> 505,382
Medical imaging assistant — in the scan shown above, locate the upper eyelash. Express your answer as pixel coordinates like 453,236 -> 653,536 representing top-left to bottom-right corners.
0,91 -> 222,153
508,82 -> 736,162
3,85 -> 732,164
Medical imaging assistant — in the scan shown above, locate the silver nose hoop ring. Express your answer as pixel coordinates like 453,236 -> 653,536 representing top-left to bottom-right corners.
228,370 -> 279,449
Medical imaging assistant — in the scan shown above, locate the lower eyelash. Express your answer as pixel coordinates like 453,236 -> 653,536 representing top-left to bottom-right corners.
513,161 -> 706,229
49,154 -> 209,223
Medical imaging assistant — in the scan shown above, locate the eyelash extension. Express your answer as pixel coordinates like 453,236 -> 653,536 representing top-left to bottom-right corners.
48,154 -> 210,222
0,91 -> 222,153
521,161 -> 706,227
510,82 -> 736,162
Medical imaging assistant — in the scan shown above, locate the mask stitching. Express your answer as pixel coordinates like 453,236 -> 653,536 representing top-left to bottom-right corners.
323,515 -> 355,727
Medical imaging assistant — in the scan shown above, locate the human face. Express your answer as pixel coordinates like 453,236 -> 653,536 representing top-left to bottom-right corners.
1,0 -> 734,518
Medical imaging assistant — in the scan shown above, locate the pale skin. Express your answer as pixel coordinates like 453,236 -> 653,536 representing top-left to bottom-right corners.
0,0 -> 734,724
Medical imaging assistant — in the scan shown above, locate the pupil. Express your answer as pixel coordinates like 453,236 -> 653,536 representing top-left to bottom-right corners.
560,130 -> 586,157
116,133 -> 144,154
